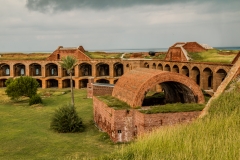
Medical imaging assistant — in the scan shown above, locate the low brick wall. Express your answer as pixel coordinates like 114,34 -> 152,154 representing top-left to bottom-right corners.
93,96 -> 201,143
87,83 -> 114,98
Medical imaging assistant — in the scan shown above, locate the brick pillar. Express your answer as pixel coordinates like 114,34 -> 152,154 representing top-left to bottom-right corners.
42,66 -> 46,77
109,78 -> 114,84
25,64 -> 29,76
110,63 -> 114,78
92,64 -> 96,77
10,64 -> 14,77
87,78 -> 94,98
199,70 -> 204,89
75,78 -> 79,89
58,66 -> 62,77
75,65 -> 79,77
59,79 -> 62,89
42,79 -> 46,89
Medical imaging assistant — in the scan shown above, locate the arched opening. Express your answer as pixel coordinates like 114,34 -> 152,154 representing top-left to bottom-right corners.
36,79 -> 42,88
0,79 -> 7,87
191,67 -> 200,85
0,63 -> 10,76
45,63 -> 58,77
215,69 -> 227,90
112,68 -> 205,108
203,68 -> 213,90
14,63 -> 25,76
96,79 -> 109,84
114,63 -> 124,77
157,63 -> 163,70
62,79 -> 75,88
152,63 -> 156,69
144,62 -> 149,68
30,63 -> 42,76
182,66 -> 189,77
126,64 -> 132,72
79,79 -> 88,88
96,63 -> 109,77
142,82 -> 196,106
79,63 -> 92,77
172,65 -> 179,73
164,64 -> 170,71
46,79 -> 58,88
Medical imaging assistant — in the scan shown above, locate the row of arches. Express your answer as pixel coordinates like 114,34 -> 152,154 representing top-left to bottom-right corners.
0,62 -> 124,78
143,62 -> 228,91
0,78 -> 118,88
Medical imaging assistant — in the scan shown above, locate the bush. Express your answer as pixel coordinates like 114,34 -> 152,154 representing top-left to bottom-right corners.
50,105 -> 84,133
29,95 -> 42,106
5,76 -> 39,100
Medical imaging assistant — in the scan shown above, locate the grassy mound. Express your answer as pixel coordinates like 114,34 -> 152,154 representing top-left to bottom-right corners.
188,49 -> 238,63
99,82 -> 240,160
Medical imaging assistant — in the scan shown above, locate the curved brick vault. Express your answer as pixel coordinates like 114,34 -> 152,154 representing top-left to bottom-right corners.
112,68 -> 205,108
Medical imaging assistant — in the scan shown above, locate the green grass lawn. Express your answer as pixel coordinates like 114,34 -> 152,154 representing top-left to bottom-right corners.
189,49 -> 238,63
0,88 -> 118,160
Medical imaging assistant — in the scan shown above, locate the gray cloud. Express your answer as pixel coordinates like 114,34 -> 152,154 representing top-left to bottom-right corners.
26,0 -> 197,12
26,0 -> 240,14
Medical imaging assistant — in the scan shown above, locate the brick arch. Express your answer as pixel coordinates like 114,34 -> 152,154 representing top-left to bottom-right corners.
0,63 -> 10,76
112,68 -> 204,108
172,64 -> 180,73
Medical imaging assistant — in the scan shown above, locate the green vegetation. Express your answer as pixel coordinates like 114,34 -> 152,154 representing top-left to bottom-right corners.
5,76 -> 39,101
59,56 -> 77,106
140,103 -> 205,114
100,81 -> 240,160
0,53 -> 51,60
97,95 -> 131,109
189,49 -> 238,63
29,94 -> 42,106
123,52 -> 166,60
50,104 -> 84,133
85,51 -> 122,59
0,88 -> 117,159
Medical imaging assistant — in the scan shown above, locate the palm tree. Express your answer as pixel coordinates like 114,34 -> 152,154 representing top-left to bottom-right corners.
59,56 -> 77,107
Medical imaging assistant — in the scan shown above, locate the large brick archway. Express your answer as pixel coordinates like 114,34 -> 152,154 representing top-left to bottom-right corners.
112,68 -> 205,108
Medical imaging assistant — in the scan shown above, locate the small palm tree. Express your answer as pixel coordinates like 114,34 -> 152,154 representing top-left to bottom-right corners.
59,56 -> 77,106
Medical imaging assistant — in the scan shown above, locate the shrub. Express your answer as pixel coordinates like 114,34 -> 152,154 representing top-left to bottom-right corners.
5,76 -> 39,100
29,95 -> 42,106
50,105 -> 84,133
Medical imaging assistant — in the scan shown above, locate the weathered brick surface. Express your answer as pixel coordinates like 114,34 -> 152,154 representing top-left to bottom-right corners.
112,68 -> 205,108
46,46 -> 91,61
93,96 -> 201,142
165,47 -> 188,61
182,42 -> 206,52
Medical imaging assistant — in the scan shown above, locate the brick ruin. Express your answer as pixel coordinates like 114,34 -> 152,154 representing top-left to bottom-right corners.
0,42 -> 239,142
92,68 -> 205,142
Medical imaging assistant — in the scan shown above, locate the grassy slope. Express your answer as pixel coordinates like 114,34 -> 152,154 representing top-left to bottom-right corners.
0,88 -> 117,160
100,83 -> 240,160
85,52 -> 122,59
189,49 -> 238,63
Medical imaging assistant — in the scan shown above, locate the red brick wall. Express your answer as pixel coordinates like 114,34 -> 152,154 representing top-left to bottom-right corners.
183,42 -> 206,52
93,96 -> 201,143
46,47 -> 91,61
134,111 -> 201,135
165,48 -> 188,61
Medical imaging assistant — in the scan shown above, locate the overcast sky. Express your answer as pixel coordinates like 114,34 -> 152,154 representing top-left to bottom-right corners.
0,0 -> 240,52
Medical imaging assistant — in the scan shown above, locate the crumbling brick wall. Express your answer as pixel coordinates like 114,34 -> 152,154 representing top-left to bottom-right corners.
93,96 -> 201,143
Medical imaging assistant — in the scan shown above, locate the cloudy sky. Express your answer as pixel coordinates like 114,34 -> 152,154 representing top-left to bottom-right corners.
0,0 -> 240,52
